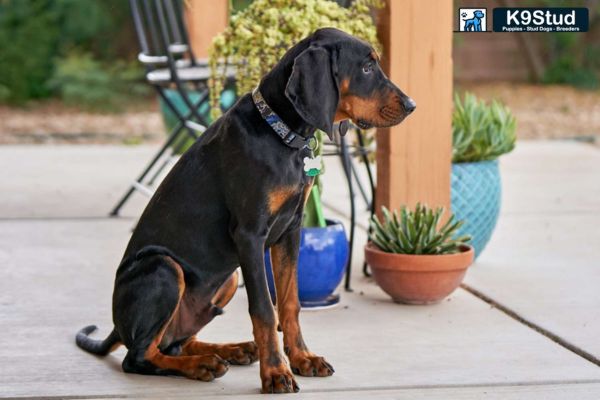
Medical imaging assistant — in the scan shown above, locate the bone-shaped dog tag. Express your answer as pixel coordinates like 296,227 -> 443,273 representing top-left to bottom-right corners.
303,155 -> 322,177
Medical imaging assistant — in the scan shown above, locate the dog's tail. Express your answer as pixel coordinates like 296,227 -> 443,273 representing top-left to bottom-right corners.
76,325 -> 121,356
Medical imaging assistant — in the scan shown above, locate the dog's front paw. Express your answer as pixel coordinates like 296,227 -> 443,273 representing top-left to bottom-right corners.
289,352 -> 334,377
261,363 -> 299,393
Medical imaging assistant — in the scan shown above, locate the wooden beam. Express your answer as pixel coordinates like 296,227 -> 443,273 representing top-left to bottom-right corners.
375,0 -> 453,213
184,0 -> 228,59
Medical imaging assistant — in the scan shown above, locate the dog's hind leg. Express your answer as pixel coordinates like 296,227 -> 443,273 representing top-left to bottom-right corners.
181,339 -> 258,365
211,270 -> 239,309
180,271 -> 259,365
115,254 -> 229,381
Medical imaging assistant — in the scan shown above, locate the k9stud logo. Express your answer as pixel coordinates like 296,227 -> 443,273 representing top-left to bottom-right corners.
493,8 -> 589,32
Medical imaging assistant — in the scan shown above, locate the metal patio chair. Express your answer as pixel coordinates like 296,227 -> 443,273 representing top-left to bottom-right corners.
110,0 -> 234,216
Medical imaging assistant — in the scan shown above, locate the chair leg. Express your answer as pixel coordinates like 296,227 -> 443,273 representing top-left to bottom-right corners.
109,121 -> 186,216
339,135 -> 355,292
110,86 -> 212,215
350,158 -> 370,209
146,127 -> 197,186
155,85 -> 210,133
146,147 -> 176,187
356,130 -> 375,278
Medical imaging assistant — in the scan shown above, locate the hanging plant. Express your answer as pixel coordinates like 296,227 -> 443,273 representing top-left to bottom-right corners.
208,0 -> 383,119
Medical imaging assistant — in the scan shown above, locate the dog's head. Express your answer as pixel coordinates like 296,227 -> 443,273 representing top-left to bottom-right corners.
285,28 -> 415,139
473,10 -> 484,18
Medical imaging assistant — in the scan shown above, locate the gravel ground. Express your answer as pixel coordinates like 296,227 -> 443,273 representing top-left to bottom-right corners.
0,100 -> 164,145
1,83 -> 599,144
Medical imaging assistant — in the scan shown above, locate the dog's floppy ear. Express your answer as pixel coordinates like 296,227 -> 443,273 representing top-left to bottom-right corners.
285,46 -> 339,139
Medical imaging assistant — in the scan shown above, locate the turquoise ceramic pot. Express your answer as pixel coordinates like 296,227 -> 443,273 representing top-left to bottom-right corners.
451,160 -> 501,259
158,88 -> 237,153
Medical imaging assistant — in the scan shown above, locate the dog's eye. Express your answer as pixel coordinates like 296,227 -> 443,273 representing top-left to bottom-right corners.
362,62 -> 374,74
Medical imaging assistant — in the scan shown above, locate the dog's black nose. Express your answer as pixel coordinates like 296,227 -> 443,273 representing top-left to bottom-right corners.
403,97 -> 416,114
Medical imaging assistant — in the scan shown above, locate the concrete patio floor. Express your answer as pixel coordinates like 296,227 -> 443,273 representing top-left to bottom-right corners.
1,140 -> 599,399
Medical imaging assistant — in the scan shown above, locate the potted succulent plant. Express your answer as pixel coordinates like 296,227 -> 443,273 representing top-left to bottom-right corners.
207,0 -> 382,308
364,204 -> 474,304
451,93 -> 516,258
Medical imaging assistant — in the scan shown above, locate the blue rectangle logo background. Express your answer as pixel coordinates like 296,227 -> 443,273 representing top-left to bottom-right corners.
493,8 -> 588,32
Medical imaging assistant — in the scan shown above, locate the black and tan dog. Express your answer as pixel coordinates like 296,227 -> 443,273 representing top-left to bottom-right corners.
76,28 -> 415,394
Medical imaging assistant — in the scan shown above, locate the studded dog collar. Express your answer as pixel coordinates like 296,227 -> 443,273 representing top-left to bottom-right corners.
252,87 -> 315,150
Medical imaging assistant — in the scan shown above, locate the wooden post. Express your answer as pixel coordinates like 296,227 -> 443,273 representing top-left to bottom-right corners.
184,0 -> 228,58
375,0 -> 453,213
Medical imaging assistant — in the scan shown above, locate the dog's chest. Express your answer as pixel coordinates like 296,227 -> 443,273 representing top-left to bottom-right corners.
265,179 -> 313,242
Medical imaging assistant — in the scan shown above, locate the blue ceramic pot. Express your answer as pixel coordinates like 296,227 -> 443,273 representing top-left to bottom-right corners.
451,160 -> 501,259
264,220 -> 349,308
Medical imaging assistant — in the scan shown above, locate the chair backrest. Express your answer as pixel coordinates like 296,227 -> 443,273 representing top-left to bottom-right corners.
129,0 -> 197,70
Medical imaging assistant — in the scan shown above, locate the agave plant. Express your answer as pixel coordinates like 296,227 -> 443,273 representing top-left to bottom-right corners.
452,92 -> 517,163
369,204 -> 471,255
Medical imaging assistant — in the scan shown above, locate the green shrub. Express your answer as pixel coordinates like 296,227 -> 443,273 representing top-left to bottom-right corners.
369,204 -> 471,255
0,0 -> 60,103
0,0 -> 135,105
526,0 -> 600,89
47,52 -> 149,111
541,30 -> 600,89
452,93 -> 516,163
543,55 -> 599,90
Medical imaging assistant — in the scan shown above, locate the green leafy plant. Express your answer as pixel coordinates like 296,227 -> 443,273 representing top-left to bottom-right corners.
535,0 -> 600,89
208,0 -> 383,119
369,204 -> 471,255
47,52 -> 149,111
452,92 -> 516,163
0,0 -> 136,105
542,55 -> 599,89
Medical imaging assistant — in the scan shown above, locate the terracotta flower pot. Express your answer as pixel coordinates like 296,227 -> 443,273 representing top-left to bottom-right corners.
364,243 -> 474,305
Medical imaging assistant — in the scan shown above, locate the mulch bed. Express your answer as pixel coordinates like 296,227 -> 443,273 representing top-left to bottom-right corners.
0,100 -> 164,145
1,83 -> 599,145
458,83 -> 600,143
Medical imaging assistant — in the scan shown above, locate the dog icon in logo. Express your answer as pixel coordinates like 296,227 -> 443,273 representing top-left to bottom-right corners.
463,10 -> 485,31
